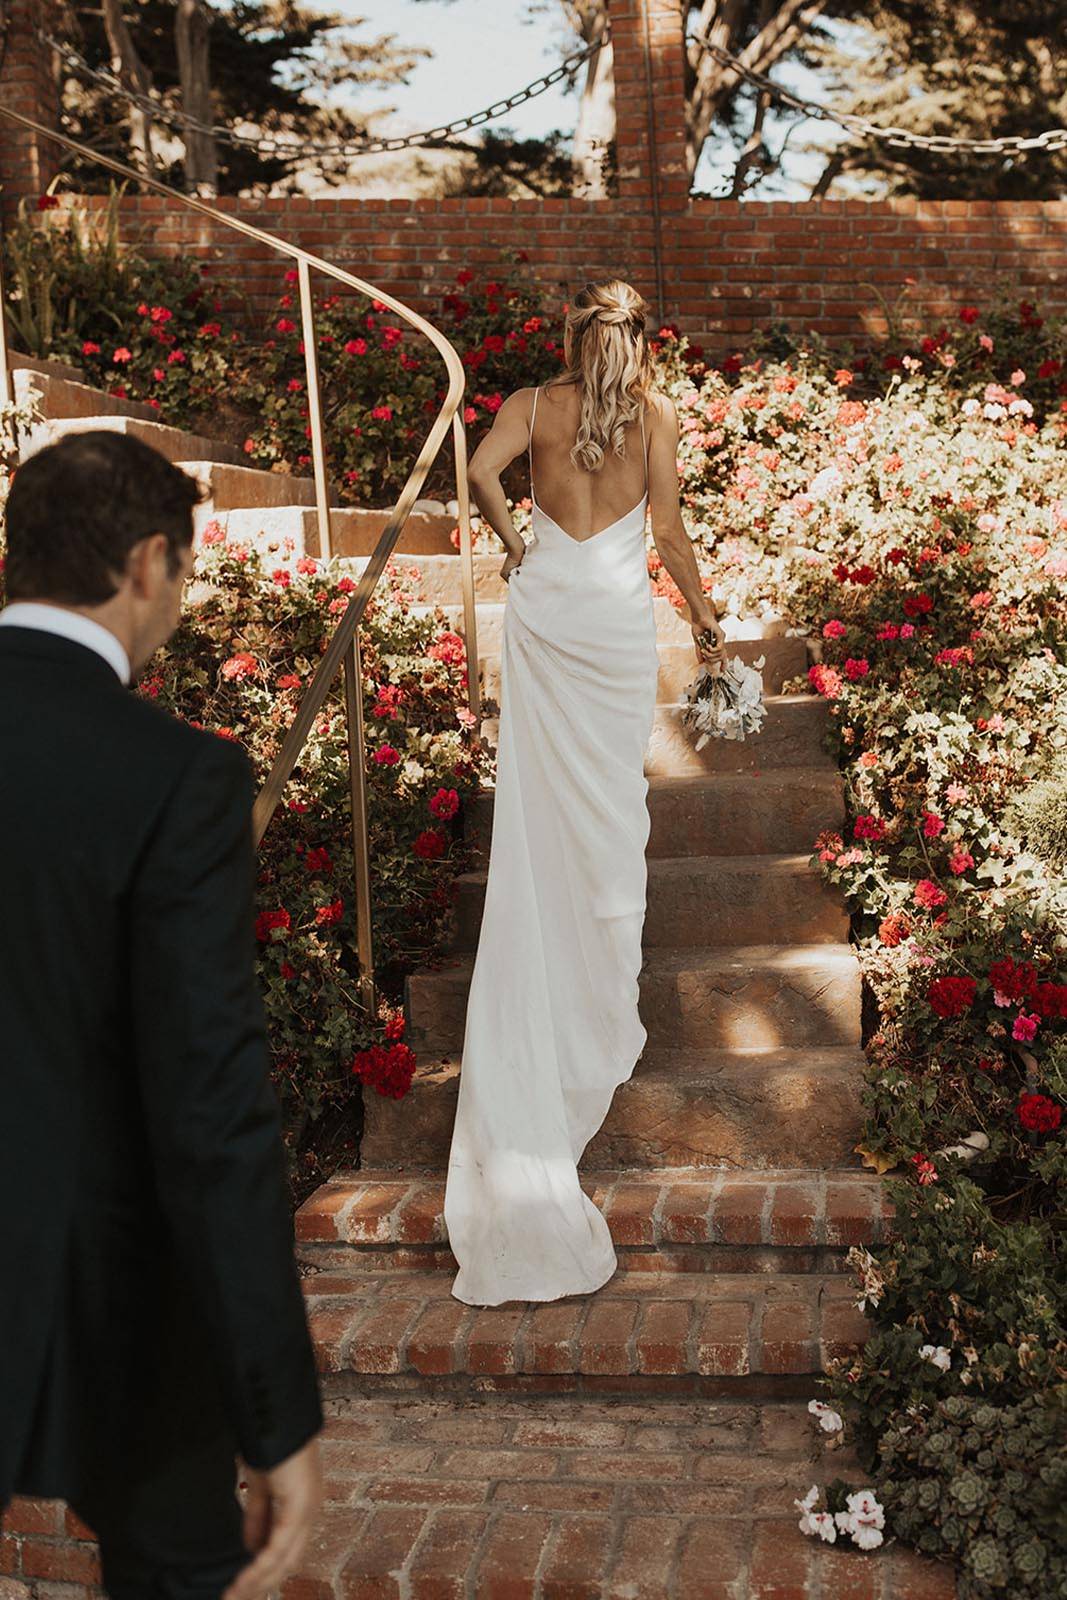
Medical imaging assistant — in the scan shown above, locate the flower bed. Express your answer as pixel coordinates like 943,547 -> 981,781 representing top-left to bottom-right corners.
661,312 -> 1066,1597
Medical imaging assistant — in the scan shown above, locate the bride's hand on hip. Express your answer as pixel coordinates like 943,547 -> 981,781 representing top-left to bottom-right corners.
501,550 -> 525,584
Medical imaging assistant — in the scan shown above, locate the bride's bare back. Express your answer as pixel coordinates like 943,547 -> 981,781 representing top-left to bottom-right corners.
528,381 -> 649,542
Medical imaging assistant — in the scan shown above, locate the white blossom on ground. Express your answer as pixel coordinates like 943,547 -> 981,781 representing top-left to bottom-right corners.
836,1489 -> 886,1550
795,1484 -> 820,1537
807,1399 -> 844,1434
919,1343 -> 952,1372
809,1511 -> 838,1544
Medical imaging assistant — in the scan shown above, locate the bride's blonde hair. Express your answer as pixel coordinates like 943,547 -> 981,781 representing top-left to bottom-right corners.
547,279 -> 657,474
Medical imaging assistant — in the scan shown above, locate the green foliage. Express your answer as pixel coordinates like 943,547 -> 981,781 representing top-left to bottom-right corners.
1006,748 -> 1067,872
877,1392 -> 1067,1598
2,190 -> 248,426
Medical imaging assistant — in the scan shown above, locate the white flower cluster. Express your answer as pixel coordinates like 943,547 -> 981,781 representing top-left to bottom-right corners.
919,1343 -> 952,1372
808,1399 -> 844,1434
795,1484 -> 886,1550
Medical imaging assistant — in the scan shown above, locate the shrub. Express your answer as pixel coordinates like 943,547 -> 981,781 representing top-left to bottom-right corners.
877,1392 -> 1067,1598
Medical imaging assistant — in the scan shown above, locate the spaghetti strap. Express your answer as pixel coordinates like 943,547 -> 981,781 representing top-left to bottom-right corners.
639,402 -> 648,494
528,386 -> 540,505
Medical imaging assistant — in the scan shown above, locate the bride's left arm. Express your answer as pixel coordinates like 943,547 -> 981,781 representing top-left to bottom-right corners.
467,390 -> 534,569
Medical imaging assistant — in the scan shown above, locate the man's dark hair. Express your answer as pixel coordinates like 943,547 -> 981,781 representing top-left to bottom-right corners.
5,430 -> 205,605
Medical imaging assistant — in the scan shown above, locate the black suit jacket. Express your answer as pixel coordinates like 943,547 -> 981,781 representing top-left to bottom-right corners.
0,626 -> 323,1514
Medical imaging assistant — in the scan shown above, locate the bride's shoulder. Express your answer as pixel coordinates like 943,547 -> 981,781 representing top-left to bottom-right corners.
645,390 -> 677,426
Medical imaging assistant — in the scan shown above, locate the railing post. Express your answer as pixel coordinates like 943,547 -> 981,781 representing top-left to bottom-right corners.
0,205 -> 11,409
297,257 -> 333,562
343,636 -> 376,1012
452,411 -> 481,721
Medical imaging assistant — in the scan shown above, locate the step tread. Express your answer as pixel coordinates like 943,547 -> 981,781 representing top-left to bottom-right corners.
25,412 -> 247,466
456,853 -> 833,888
303,1266 -> 869,1380
298,1167 -> 890,1253
418,942 -> 859,978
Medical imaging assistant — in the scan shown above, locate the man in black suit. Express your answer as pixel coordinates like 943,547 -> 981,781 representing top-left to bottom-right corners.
0,430 -> 324,1600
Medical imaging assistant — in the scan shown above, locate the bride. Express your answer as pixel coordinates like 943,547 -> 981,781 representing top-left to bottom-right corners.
443,279 -> 726,1307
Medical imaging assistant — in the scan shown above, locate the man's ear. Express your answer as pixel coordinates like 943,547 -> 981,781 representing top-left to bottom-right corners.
126,533 -> 170,599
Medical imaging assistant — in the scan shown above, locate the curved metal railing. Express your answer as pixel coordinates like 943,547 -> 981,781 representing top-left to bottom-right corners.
0,106 -> 481,1011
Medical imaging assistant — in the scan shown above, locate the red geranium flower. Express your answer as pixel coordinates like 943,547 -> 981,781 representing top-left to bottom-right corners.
927,975 -> 977,1019
304,848 -> 332,874
808,663 -> 843,699
1017,1093 -> 1061,1134
914,879 -> 947,909
351,1042 -> 416,1100
853,815 -> 886,842
315,899 -> 343,927
255,908 -> 291,942
222,652 -> 258,681
879,911 -> 911,947
429,787 -> 460,821
911,1153 -> 939,1185
413,829 -> 446,861
988,956 -> 1038,1005
903,593 -> 933,618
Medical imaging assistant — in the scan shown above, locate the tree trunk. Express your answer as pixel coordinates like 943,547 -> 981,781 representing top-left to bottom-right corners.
685,0 -> 829,179
571,7 -> 614,198
175,0 -> 218,195
100,0 -> 157,175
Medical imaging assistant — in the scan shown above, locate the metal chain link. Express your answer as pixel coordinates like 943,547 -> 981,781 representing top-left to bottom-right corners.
687,28 -> 1067,156
37,20 -> 1067,165
36,24 -> 609,159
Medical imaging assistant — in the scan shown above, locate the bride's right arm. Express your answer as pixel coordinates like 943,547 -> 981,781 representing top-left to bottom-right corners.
467,390 -> 533,566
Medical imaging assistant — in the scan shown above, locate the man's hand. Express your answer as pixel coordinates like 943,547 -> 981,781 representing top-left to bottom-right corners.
224,1438 -> 323,1600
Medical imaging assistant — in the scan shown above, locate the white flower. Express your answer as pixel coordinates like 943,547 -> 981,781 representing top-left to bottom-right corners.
1009,398 -> 1034,418
808,1400 -> 844,1434
808,465 -> 843,501
961,398 -> 980,417
983,402 -> 1007,421
919,1344 -> 952,1372
809,1512 -> 838,1544
795,1484 -> 820,1537
838,1489 -> 886,1550
904,409 -> 928,432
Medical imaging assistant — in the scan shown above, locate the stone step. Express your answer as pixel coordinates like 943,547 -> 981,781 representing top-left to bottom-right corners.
303,1267 -> 870,1391
479,637 -> 806,702
12,364 -> 159,422
297,1168 -> 889,1278
21,412 -> 246,467
9,349 -> 85,384
361,1046 -> 866,1173
479,695 -> 829,775
451,854 -> 848,952
206,502 -> 458,557
183,460 -> 322,516
422,596 -> 696,656
466,769 -> 844,861
406,943 -> 861,1057
3,1398 -> 958,1600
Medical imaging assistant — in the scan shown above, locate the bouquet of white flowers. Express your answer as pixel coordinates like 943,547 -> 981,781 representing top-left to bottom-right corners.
678,651 -> 766,749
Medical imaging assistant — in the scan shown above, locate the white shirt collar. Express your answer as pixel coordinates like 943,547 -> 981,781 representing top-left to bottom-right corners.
0,602 -> 132,685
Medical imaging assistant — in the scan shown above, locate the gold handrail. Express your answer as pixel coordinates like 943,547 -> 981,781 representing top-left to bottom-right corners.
0,106 -> 483,1013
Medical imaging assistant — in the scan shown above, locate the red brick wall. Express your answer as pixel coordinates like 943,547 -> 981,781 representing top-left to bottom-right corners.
0,0 -> 61,206
73,191 -> 1067,354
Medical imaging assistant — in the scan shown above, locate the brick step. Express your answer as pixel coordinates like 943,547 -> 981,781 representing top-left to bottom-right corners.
297,1168 -> 889,1278
21,413 -> 246,467
303,1267 -> 870,1391
479,695 -> 829,774
2,1396 -> 957,1600
206,502 -> 458,556
406,944 -> 862,1056
362,1046 -> 865,1172
13,364 -> 159,422
451,854 -> 848,952
466,768 -> 844,860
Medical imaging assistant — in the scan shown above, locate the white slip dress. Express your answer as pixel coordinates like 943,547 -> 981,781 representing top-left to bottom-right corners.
443,386 -> 660,1307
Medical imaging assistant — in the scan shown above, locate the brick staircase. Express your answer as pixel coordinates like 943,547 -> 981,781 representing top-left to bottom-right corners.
3,358 -> 955,1597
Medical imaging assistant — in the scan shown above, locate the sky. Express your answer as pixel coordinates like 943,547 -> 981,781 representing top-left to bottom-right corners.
322,0 -> 853,201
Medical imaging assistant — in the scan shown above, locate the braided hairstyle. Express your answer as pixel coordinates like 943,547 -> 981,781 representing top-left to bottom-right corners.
548,279 -> 657,474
